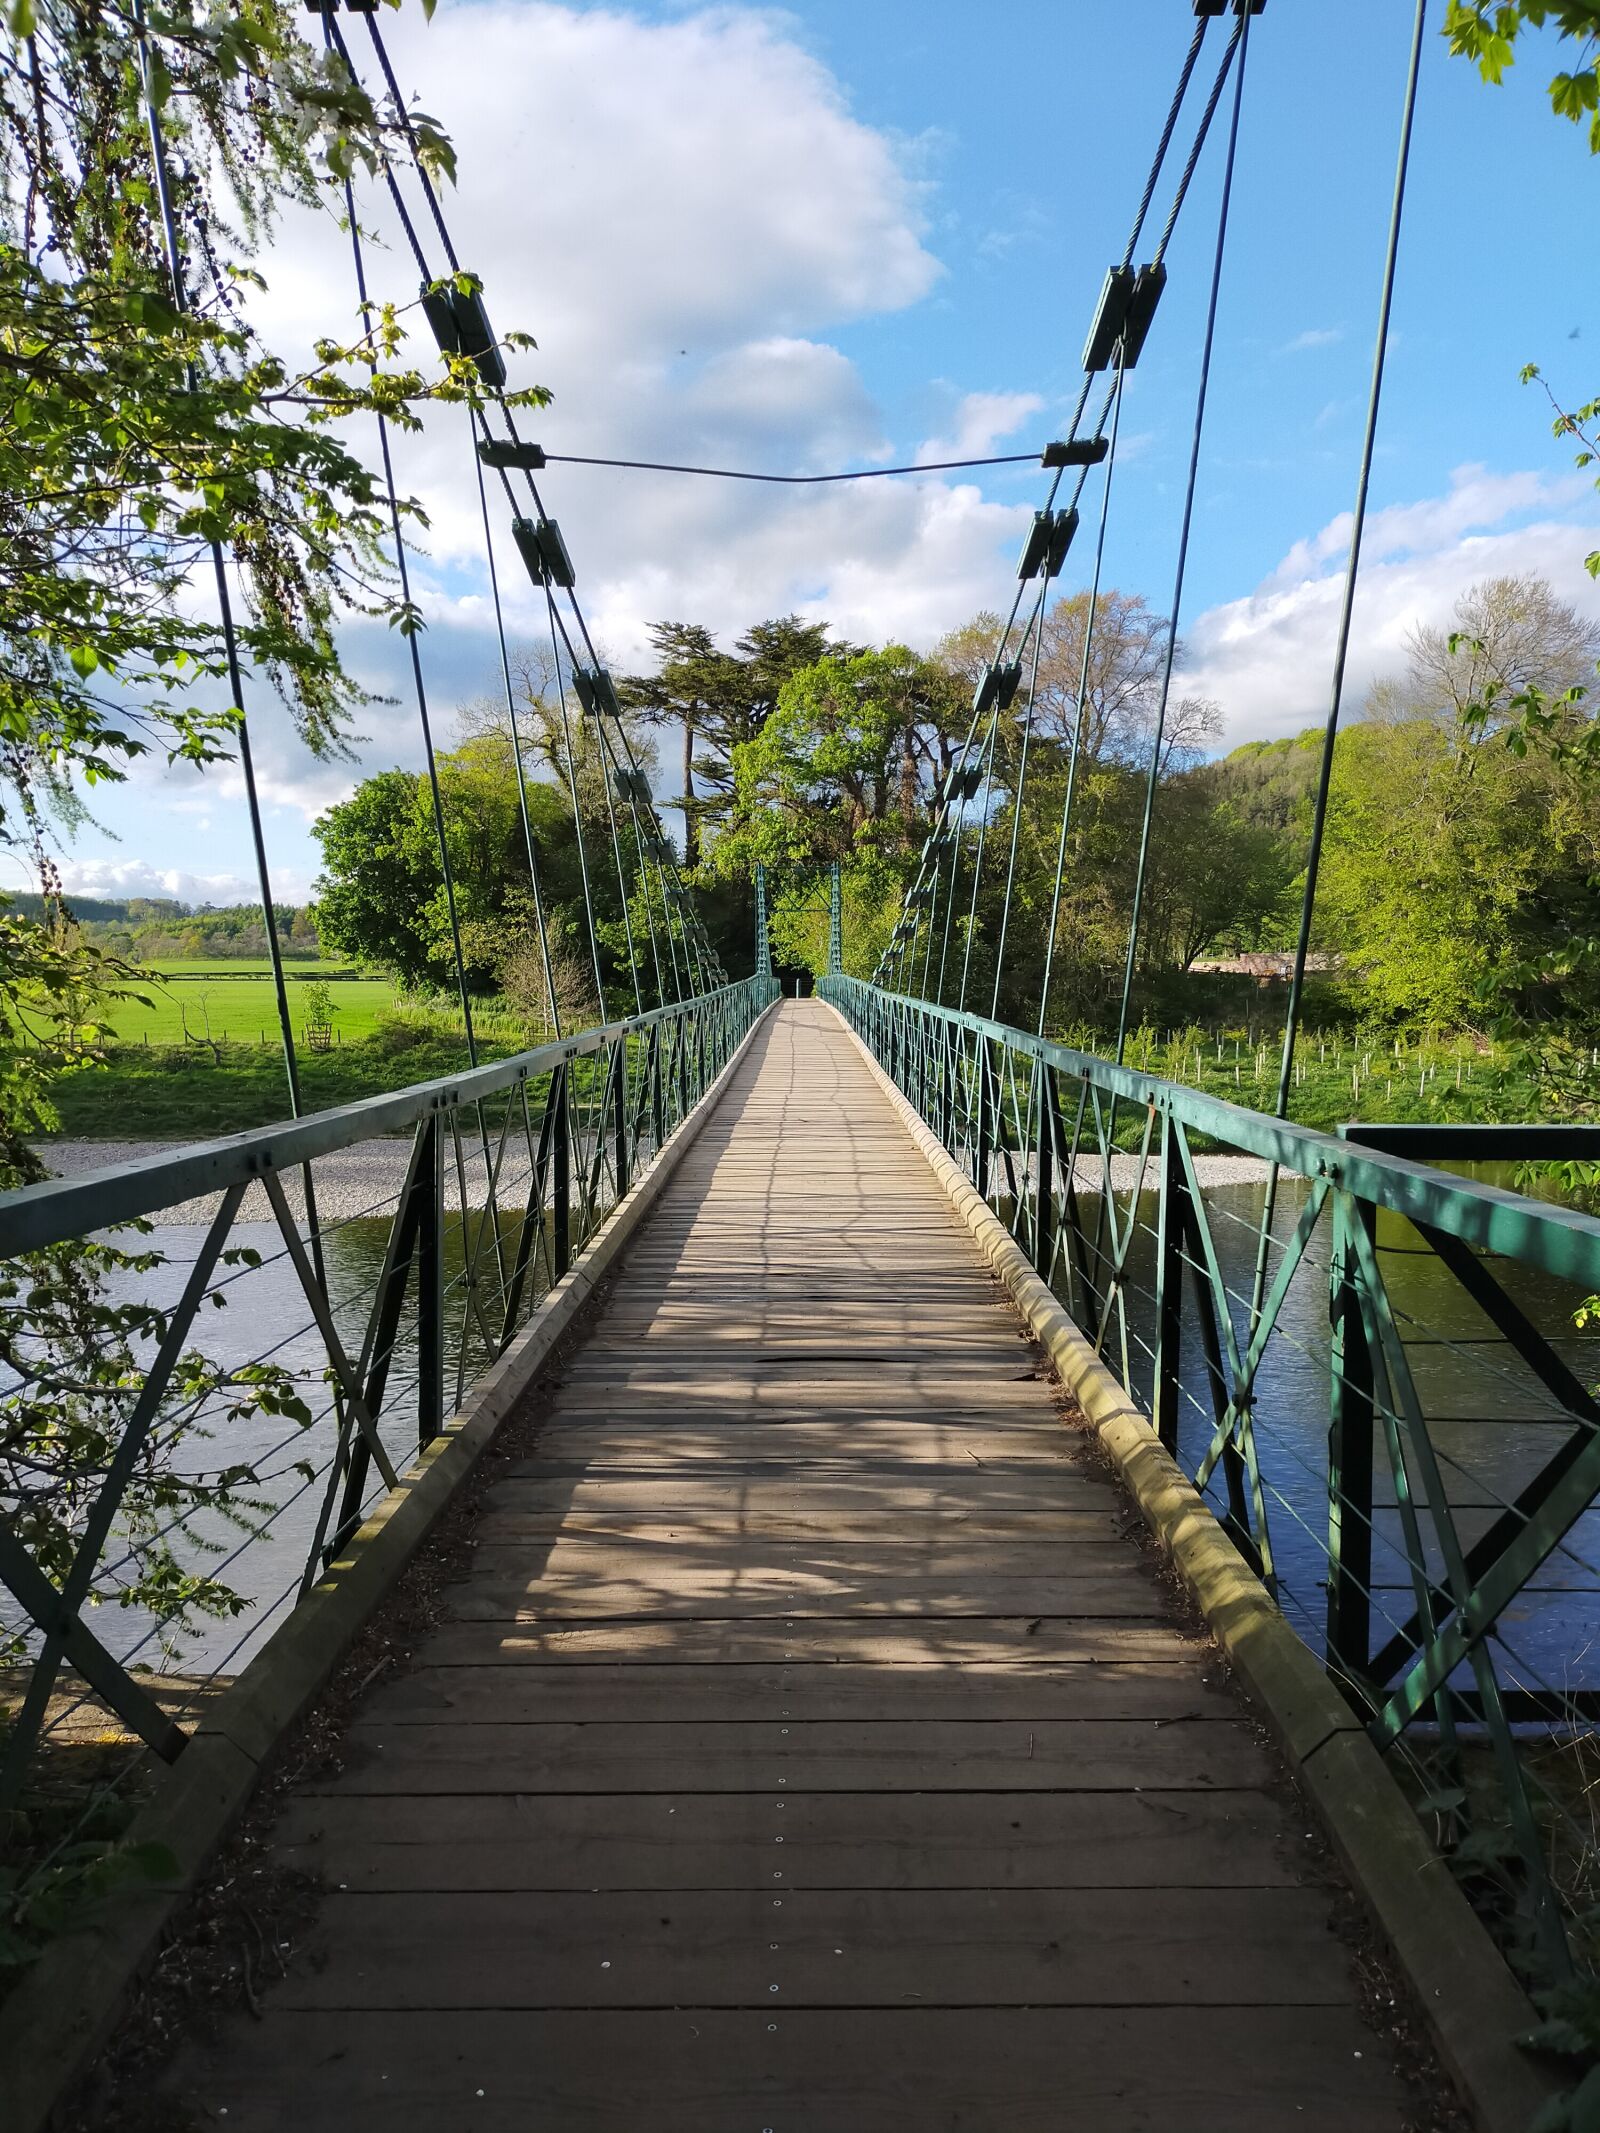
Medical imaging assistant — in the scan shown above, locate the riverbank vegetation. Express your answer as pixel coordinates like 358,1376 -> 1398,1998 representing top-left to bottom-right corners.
22,568 -> 1600,1140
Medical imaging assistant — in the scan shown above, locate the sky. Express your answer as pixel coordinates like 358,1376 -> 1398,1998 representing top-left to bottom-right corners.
19,0 -> 1600,908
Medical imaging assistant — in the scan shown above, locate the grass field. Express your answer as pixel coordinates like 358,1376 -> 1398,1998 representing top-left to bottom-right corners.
44,1033 -> 511,1137
27,961 -> 1574,1143
1096,1023 -> 1545,1139
103,967 -> 401,1047
132,958 -> 352,978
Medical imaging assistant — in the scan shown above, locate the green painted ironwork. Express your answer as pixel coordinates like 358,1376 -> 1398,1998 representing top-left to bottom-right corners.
828,862 -> 843,977
754,863 -> 773,977
0,977 -> 777,1806
822,972 -> 1600,1962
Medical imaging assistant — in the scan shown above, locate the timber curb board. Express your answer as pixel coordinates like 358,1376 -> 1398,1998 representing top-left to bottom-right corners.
826,1002 -> 1557,2133
0,998 -> 779,2133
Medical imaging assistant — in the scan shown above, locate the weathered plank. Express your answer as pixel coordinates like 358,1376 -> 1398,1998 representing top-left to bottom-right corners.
165,2006 -> 1407,2133
361,1658 -> 1221,1724
316,1716 -> 1265,1793
270,1786 -> 1298,1890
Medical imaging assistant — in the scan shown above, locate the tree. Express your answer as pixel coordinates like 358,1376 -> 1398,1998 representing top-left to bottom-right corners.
1371,574 -> 1600,728
313,770 -> 444,988
1315,576 -> 1600,1027
1025,590 -> 1218,771
723,645 -> 964,871
619,616 -> 836,864
1,0 -> 544,1178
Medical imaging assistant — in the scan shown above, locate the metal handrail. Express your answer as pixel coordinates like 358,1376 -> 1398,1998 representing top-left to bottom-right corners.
0,977 -> 773,1256
822,971 -> 1600,1972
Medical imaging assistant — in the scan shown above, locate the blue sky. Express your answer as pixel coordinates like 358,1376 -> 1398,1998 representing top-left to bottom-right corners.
18,0 -> 1600,908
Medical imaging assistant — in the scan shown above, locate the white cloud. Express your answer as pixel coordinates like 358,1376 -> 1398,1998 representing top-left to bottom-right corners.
175,0 -> 1042,828
25,858 -> 309,908
1185,464 -> 1600,747
1279,326 -> 1343,355
915,389 -> 1044,466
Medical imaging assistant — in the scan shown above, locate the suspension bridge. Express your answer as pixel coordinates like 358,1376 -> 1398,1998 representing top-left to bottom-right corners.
5,2 -> 1600,2128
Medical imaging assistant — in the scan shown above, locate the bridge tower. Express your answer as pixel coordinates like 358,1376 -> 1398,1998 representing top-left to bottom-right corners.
827,859 -> 843,976
753,862 -> 773,978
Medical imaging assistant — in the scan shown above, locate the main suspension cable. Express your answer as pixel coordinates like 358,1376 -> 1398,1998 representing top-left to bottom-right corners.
1111,6 -> 1251,1067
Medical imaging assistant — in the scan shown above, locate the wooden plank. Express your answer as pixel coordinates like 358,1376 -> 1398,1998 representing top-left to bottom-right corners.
363,1659 -> 1222,1725
314,1717 -> 1264,1793
466,1534 -> 1141,1578
444,1572 -> 1166,1620
474,1506 -> 1118,1539
417,1617 -> 1198,1667
165,2007 -> 1408,2133
270,1785 -> 1298,1890
266,1886 -> 1360,2009
519,1428 -> 1080,1466
488,1476 -> 1118,1514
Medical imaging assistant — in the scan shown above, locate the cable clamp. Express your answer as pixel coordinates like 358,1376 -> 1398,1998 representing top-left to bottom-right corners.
572,666 -> 623,721
1016,509 -> 1079,582
1041,438 -> 1110,469
1194,2 -> 1266,17
478,439 -> 546,471
511,515 -> 575,590
1081,262 -> 1166,373
419,275 -> 507,392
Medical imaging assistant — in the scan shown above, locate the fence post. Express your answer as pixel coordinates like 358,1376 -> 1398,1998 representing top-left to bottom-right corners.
1327,1189 -> 1376,1694
417,1113 -> 444,1450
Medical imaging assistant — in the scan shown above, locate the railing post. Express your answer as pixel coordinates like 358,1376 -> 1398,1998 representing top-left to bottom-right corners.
552,1063 -> 571,1282
649,1024 -> 664,1156
1153,1112 -> 1185,1455
417,1112 -> 444,1450
1035,1064 -> 1058,1281
975,1037 -> 992,1202
1327,1189 -> 1376,1693
612,1039 -> 630,1199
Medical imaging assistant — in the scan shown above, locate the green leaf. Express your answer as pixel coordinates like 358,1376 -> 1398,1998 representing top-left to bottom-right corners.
120,1841 -> 180,1884
7,0 -> 37,34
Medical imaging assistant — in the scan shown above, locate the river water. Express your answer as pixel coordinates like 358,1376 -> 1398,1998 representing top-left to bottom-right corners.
1064,1167 -> 1600,1700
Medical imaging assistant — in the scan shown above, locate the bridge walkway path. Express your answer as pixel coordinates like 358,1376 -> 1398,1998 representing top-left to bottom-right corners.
167,998 -> 1407,2129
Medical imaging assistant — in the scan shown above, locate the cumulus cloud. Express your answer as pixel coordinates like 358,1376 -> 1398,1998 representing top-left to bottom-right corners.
35,858 -> 310,907
1185,464 -> 1600,747
170,0 -> 1043,828
915,390 -> 1044,466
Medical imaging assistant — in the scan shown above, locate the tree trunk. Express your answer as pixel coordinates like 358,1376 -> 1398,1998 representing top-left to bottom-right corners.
682,716 -> 698,870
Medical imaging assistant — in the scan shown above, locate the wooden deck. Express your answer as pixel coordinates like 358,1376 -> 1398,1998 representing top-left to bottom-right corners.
168,1000 -> 1407,2129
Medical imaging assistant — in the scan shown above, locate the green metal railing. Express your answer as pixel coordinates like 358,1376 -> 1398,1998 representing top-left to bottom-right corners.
823,972 -> 1600,1973
0,976 -> 777,1808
